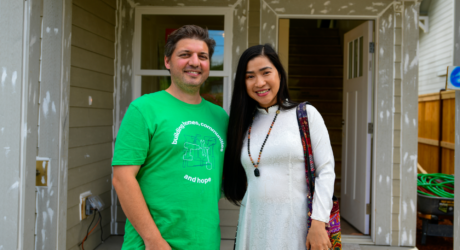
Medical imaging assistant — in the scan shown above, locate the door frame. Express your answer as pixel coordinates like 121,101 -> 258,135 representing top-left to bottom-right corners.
276,14 -> 378,244
132,6 -> 234,112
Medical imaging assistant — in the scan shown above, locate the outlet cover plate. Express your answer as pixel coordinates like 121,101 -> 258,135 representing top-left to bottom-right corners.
79,191 -> 92,220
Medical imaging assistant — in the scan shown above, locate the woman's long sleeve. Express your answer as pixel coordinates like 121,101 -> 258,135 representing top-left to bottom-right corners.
306,105 -> 336,223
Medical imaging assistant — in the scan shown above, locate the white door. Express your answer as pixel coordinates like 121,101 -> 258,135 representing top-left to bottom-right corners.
341,21 -> 373,234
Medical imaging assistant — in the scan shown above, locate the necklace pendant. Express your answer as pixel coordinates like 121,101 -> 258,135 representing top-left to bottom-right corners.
254,168 -> 260,177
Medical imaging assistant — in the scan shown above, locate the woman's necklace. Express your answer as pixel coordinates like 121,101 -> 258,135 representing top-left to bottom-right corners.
247,106 -> 281,177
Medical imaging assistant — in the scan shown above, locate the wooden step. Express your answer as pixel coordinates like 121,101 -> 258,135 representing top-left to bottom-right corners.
289,86 -> 343,90
335,161 -> 342,179
289,28 -> 340,37
290,45 -> 342,55
289,55 -> 343,65
289,65 -> 343,76
321,114 -> 343,128
334,179 -> 342,198
289,76 -> 343,88
290,34 -> 340,39
331,144 -> 342,159
289,87 -> 342,101
328,128 -> 342,144
289,37 -> 340,45
292,99 -> 343,113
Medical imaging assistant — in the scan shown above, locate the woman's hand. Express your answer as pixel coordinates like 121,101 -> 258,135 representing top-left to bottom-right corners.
306,219 -> 332,250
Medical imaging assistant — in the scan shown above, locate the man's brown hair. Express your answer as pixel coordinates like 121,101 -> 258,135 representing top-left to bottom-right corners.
165,25 -> 216,60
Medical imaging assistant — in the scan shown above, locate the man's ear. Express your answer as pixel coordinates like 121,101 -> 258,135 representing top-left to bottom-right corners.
164,56 -> 171,70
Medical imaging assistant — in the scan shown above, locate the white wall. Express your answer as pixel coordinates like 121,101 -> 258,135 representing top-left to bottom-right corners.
418,0 -> 454,95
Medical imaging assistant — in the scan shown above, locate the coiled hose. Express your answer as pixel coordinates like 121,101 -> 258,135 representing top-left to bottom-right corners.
417,173 -> 454,199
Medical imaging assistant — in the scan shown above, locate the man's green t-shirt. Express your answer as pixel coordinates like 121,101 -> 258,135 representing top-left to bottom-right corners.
112,91 -> 228,250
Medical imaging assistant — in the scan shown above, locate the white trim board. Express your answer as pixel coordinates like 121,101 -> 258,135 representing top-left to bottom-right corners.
342,235 -> 374,245
277,14 -> 378,19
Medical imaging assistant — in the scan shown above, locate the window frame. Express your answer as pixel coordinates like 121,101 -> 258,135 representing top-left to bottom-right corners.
133,6 -> 233,111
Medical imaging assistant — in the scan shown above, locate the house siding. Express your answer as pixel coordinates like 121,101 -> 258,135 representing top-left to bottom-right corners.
66,0 -> 116,249
248,0 -> 261,47
418,0 -> 453,95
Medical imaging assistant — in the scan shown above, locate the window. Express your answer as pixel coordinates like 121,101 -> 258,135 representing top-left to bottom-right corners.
133,7 -> 232,110
348,36 -> 364,79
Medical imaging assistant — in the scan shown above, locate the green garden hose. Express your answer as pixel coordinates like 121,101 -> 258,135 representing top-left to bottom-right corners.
417,173 -> 454,199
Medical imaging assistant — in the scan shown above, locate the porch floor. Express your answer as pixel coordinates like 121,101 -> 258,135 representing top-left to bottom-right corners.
94,236 -> 418,250
94,236 -> 235,250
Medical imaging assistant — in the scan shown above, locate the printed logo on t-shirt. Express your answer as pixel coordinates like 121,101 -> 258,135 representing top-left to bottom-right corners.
183,134 -> 216,170
172,121 -> 224,152
171,121 -> 224,185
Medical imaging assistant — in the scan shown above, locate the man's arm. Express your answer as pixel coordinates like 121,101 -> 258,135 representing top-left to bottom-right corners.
112,165 -> 171,250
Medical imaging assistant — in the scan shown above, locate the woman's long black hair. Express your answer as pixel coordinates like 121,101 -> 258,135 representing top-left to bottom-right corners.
223,44 -> 297,206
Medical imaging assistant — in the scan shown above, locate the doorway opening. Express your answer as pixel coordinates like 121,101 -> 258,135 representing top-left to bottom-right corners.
286,18 -> 373,236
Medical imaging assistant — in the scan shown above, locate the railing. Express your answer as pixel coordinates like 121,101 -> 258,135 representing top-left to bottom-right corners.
418,90 -> 455,174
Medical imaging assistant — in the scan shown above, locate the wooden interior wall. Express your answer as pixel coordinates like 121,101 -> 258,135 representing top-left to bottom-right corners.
67,0 -> 116,249
418,91 -> 455,174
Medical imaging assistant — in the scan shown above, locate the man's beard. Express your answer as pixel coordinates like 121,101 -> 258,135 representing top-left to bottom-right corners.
170,68 -> 206,94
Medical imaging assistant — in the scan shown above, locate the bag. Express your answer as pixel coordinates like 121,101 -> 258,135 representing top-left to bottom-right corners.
296,101 -> 342,250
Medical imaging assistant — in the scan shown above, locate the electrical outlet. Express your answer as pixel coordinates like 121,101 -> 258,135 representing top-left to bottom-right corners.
85,198 -> 94,216
79,191 -> 92,220
85,195 -> 105,216
87,195 -> 105,211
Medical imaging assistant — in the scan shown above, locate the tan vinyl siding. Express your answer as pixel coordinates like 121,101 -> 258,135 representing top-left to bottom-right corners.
67,0 -> 116,249
218,199 -> 239,239
248,0 -> 260,47
419,0 -> 453,95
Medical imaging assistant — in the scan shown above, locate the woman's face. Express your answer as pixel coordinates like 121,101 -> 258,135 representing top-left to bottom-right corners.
245,56 -> 280,108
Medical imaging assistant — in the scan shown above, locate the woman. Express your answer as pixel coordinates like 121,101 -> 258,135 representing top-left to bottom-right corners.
223,44 -> 336,250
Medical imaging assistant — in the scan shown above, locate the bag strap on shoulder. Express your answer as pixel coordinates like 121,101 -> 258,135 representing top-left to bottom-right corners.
295,101 -> 316,195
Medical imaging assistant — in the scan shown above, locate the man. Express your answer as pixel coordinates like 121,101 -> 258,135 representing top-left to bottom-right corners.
112,25 -> 228,250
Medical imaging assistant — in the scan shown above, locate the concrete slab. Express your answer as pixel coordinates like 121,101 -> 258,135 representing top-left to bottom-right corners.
95,235 -> 419,250
95,236 -> 123,250
95,236 -> 237,250
360,245 -> 417,250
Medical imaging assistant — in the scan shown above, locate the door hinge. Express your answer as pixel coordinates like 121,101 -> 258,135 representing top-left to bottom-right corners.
366,204 -> 371,215
369,42 -> 375,53
368,123 -> 374,134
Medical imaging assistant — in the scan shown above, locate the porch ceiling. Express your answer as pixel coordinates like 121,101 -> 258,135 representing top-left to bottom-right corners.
263,0 -> 395,16
123,0 -> 239,7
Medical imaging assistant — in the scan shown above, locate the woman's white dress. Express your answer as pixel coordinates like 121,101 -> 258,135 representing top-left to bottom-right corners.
234,105 -> 336,250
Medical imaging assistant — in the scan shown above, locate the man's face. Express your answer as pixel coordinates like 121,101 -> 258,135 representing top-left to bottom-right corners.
165,38 -> 210,93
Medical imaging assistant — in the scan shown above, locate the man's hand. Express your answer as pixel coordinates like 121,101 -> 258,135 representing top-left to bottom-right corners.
145,238 -> 171,250
305,219 -> 332,250
113,165 -> 168,249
